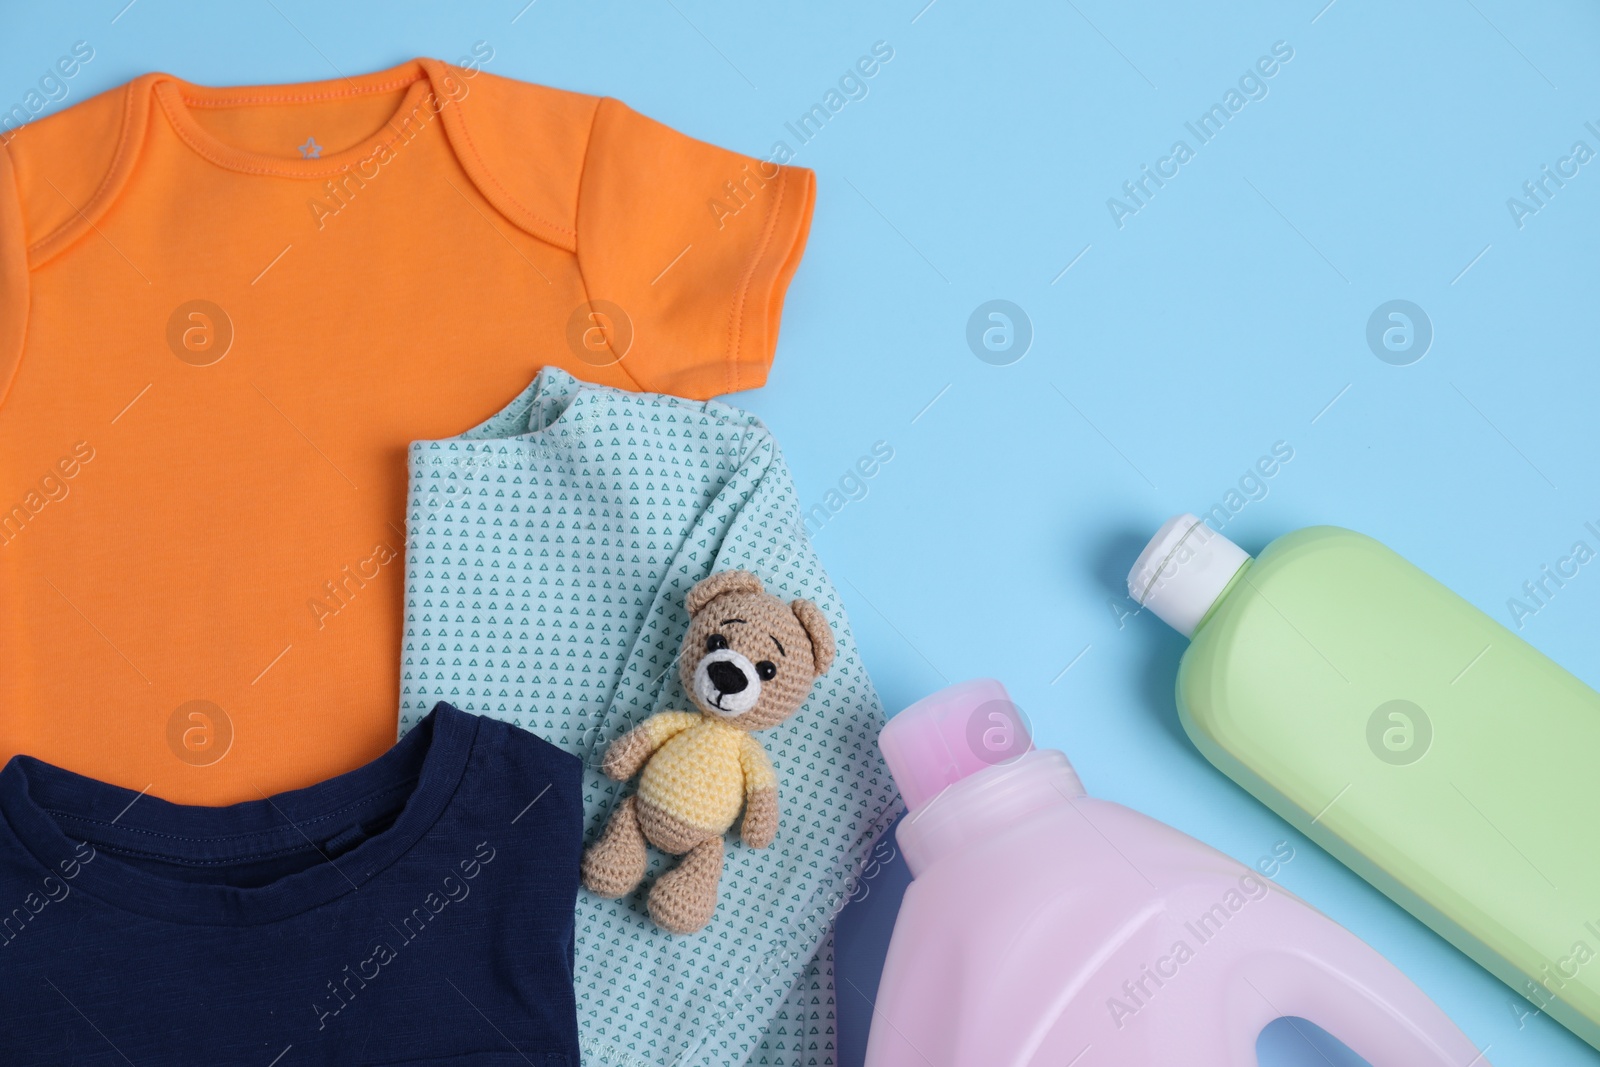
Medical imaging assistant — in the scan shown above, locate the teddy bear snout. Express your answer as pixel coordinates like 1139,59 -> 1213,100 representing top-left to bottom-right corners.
693,648 -> 761,717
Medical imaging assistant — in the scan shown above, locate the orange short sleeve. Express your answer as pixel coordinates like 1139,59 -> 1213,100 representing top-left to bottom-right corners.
576,99 -> 814,397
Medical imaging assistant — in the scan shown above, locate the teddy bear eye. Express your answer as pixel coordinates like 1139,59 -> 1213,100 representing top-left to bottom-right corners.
756,660 -> 777,681
705,634 -> 728,652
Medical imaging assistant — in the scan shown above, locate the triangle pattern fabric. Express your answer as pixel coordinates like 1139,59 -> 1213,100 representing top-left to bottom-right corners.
398,368 -> 902,1066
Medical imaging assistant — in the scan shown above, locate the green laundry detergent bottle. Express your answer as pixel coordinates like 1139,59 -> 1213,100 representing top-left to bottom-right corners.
1128,515 -> 1600,1049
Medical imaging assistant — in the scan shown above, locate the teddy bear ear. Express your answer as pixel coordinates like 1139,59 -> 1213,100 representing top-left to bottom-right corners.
686,569 -> 764,616
790,599 -> 836,677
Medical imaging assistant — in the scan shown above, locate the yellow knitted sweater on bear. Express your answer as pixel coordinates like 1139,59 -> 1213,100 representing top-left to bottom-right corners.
636,712 -> 777,833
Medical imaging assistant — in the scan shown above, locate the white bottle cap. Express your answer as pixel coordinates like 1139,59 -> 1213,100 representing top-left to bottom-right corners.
1127,514 -> 1251,638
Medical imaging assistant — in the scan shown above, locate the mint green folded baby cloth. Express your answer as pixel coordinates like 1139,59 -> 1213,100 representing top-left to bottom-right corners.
399,368 -> 901,1066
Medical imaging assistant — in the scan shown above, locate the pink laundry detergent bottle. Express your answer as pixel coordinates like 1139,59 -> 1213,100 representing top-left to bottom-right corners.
863,679 -> 1489,1067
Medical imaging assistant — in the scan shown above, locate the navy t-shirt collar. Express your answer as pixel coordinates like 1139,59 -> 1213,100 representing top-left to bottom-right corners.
0,703 -> 477,926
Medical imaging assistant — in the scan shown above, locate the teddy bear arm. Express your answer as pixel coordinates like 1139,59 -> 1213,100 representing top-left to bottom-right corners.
600,711 -> 700,781
741,788 -> 779,849
738,735 -> 780,848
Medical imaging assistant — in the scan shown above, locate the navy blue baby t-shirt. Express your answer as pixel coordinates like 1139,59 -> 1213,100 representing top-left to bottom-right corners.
0,703 -> 581,1066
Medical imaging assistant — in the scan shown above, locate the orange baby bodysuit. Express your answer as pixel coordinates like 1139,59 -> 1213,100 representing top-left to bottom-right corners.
0,57 -> 813,804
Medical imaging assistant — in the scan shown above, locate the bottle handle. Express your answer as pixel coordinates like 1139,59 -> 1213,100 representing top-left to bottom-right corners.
1223,938 -> 1490,1066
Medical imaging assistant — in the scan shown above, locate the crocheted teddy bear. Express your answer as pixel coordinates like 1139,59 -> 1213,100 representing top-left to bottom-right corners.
580,569 -> 836,934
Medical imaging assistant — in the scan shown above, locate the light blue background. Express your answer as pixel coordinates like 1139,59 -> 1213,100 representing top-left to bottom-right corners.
6,2 -> 1599,1064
